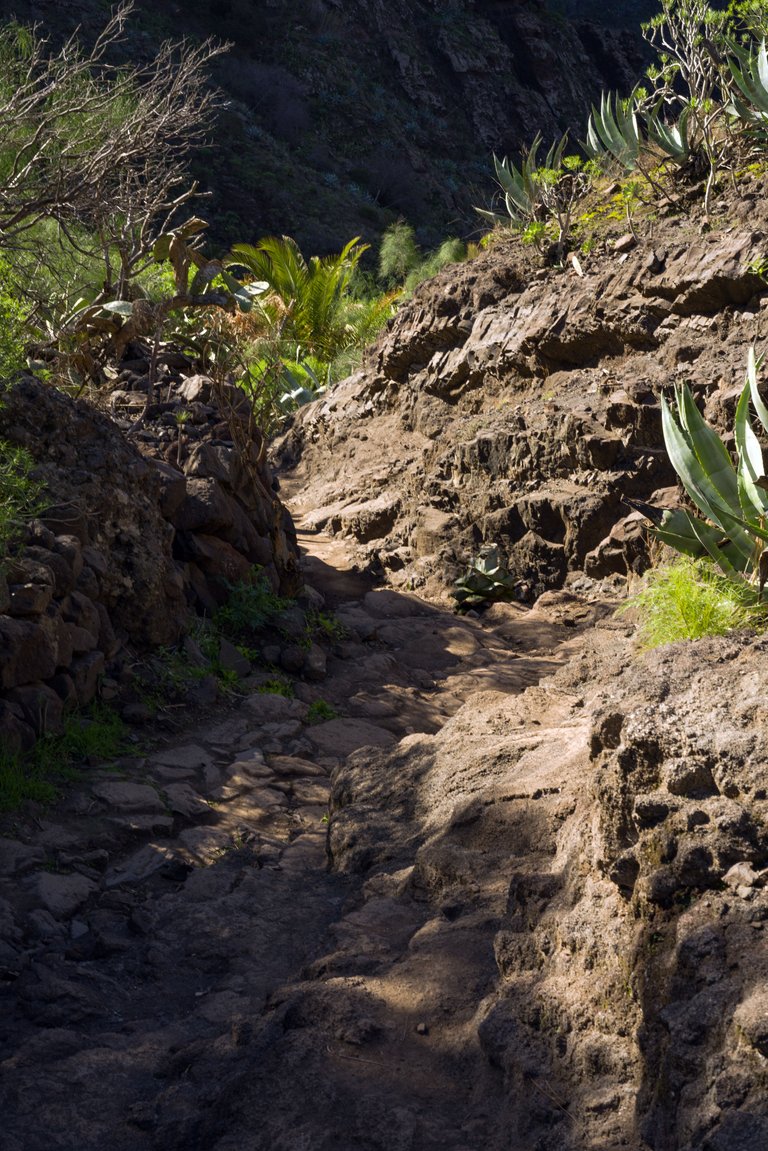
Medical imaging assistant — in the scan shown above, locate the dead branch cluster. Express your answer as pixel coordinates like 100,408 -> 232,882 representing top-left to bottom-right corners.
0,0 -> 226,298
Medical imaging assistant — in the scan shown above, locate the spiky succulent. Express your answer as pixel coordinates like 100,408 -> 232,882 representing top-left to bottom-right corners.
452,544 -> 520,610
650,348 -> 768,594
727,37 -> 768,124
585,92 -> 640,170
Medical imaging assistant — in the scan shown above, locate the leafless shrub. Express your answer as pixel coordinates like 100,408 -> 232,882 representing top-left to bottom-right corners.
0,1 -> 228,312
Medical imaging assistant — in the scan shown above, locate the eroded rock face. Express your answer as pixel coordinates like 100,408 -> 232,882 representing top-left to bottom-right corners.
275,191 -> 768,603
588,634 -> 768,1150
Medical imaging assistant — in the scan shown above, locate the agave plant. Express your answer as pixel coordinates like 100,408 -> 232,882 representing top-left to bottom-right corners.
645,101 -> 693,162
649,348 -> 768,593
585,92 -> 641,170
726,37 -> 768,124
477,133 -> 568,229
452,544 -> 520,611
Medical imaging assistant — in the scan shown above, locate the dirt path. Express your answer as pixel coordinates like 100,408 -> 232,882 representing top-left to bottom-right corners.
0,515 -> 609,1151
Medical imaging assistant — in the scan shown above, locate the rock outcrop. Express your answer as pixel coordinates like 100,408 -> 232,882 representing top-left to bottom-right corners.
275,181 -> 768,603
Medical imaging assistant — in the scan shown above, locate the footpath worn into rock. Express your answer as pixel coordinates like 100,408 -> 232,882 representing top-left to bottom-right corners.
0,518 -> 596,1150
2,523 -> 768,1149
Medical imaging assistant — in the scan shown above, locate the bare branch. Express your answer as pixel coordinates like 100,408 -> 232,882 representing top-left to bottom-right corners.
0,0 -> 227,297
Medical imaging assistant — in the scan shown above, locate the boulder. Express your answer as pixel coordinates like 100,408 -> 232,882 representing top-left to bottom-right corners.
0,618 -> 58,689
5,683 -> 64,736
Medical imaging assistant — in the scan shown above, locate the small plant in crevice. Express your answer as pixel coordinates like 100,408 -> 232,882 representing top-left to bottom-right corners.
256,675 -> 295,699
306,698 -> 338,724
452,544 -> 521,611
212,574 -> 290,644
0,439 -> 46,559
305,608 -> 347,644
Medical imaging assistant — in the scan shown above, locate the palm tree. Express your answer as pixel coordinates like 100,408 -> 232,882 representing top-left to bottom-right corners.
227,234 -> 368,362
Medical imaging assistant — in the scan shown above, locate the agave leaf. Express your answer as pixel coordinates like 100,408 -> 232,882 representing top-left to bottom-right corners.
474,206 -> 510,227
676,383 -> 740,513
735,378 -> 768,524
651,507 -> 741,575
507,174 -> 534,216
526,133 -> 543,174
684,513 -> 742,576
221,270 -> 253,312
758,39 -> 768,93
748,345 -> 768,434
493,159 -> 531,216
651,506 -> 707,558
661,392 -> 754,563
586,92 -> 639,169
504,192 -> 527,223
727,39 -> 768,115
646,102 -> 691,161
493,154 -> 516,196
585,114 -> 603,158
545,133 -> 568,172
596,93 -> 623,154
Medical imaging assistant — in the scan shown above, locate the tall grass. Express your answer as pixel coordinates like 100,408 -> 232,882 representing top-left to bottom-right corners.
622,556 -> 768,648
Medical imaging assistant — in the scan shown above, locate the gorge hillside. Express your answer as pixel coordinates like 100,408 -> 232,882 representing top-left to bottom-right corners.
2,3 -> 768,1148
0,0 -> 647,251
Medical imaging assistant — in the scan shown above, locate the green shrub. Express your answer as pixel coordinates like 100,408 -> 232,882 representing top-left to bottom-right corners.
378,221 -> 421,284
622,556 -> 767,647
0,261 -> 27,378
0,440 -> 45,557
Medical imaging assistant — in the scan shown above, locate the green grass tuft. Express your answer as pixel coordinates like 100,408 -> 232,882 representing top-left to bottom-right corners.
256,676 -> 294,698
0,702 -> 131,812
622,556 -> 768,648
213,574 -> 289,642
307,699 -> 337,724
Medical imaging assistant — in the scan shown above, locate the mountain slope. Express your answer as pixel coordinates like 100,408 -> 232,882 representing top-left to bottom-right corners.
0,0 -> 647,251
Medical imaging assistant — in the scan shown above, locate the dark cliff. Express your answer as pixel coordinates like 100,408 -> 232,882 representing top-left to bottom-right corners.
0,0 -> 647,250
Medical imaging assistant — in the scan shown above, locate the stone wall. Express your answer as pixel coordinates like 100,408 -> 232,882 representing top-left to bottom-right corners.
0,373 -> 299,753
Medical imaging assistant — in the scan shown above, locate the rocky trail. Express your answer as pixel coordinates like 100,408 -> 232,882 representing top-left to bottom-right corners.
0,508 -> 611,1151
4,180 -> 768,1149
4,518 -> 768,1151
